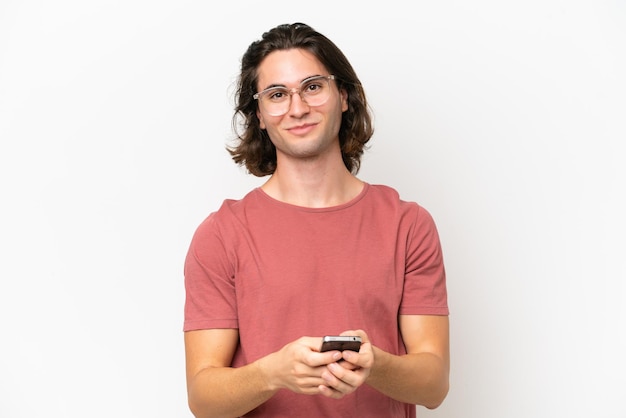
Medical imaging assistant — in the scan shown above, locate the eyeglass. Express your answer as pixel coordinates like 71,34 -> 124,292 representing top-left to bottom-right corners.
253,75 -> 336,116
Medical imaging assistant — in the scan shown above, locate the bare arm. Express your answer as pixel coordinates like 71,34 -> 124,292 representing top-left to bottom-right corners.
185,329 -> 272,418
184,329 -> 346,418
366,315 -> 450,408
320,316 -> 449,408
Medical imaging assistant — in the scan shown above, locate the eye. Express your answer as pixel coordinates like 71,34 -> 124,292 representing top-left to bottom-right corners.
303,80 -> 324,95
265,88 -> 289,102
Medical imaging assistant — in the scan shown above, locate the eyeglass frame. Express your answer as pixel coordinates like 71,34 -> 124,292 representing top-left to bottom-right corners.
253,75 -> 336,116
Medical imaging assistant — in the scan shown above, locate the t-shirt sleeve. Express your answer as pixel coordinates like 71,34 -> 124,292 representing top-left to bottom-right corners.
183,213 -> 239,331
399,204 -> 449,315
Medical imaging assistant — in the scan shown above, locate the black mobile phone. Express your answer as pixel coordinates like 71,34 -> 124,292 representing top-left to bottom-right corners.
320,335 -> 362,352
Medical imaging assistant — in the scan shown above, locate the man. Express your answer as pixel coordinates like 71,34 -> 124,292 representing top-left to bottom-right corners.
184,23 -> 449,417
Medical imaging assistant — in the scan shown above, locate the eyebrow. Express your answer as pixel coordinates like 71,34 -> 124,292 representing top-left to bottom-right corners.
258,74 -> 324,91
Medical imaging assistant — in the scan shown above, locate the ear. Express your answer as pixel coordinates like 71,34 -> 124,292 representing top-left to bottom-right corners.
340,88 -> 348,112
256,109 -> 266,129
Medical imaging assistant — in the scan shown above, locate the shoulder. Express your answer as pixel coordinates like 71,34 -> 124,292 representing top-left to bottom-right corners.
191,189 -> 263,241
365,184 -> 438,228
365,183 -> 422,212
203,188 -> 264,221
366,183 -> 400,199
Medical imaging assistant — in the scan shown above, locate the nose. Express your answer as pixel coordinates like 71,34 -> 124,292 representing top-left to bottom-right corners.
287,89 -> 310,115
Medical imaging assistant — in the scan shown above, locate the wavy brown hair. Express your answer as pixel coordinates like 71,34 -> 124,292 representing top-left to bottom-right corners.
227,23 -> 374,177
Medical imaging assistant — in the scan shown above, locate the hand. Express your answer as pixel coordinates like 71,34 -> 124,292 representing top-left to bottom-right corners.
257,336 -> 344,395
318,329 -> 374,399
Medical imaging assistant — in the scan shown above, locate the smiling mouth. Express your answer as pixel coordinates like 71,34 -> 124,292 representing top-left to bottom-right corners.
287,120 -> 321,133
288,123 -> 314,130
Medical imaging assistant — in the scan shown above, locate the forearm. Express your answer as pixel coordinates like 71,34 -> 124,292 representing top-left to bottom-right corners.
187,360 -> 277,418
366,346 -> 449,409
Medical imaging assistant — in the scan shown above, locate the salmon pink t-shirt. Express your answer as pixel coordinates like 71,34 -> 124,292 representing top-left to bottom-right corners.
184,183 -> 448,417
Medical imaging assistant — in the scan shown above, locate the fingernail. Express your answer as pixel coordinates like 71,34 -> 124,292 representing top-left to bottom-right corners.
333,352 -> 341,360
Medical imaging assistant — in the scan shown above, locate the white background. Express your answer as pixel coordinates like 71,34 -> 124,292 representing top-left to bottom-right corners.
1,1 -> 625,417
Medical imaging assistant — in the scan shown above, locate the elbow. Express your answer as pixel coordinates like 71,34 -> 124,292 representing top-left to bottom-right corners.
423,380 -> 449,410
187,405 -> 214,418
186,380 -> 221,418
188,394 -> 232,418
187,395 -> 213,418
187,399 -> 203,418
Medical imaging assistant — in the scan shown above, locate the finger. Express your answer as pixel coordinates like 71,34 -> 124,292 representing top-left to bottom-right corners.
337,360 -> 358,370
318,384 -> 345,399
342,350 -> 360,364
289,373 -> 332,395
307,350 -> 342,367
322,379 -> 357,397
321,368 -> 355,396
326,362 -> 362,389
343,342 -> 373,368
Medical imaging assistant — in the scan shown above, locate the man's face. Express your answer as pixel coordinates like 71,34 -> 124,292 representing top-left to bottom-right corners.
255,49 -> 348,165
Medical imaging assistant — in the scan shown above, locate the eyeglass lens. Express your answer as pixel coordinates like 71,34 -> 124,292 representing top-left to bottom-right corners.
258,76 -> 332,116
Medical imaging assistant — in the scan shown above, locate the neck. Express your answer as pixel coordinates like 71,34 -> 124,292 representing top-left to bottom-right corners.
261,154 -> 364,208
